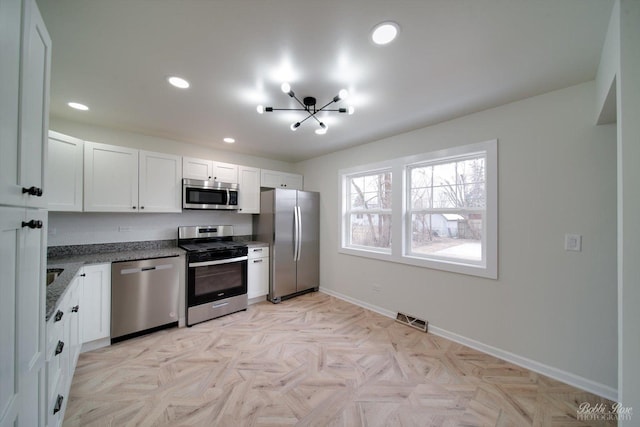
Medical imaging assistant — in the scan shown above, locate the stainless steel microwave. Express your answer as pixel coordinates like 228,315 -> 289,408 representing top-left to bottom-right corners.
182,179 -> 238,210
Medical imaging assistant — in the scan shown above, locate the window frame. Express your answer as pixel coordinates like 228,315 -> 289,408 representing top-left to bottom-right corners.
339,140 -> 498,279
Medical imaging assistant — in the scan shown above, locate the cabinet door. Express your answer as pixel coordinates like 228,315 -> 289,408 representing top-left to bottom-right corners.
48,131 -> 83,212
282,173 -> 303,190
0,207 -> 22,425
18,0 -> 50,210
0,0 -> 22,209
80,264 -> 111,343
248,256 -> 269,299
238,166 -> 260,214
182,156 -> 213,180
260,169 -> 283,189
0,0 -> 50,209
212,161 -> 238,184
139,150 -> 182,212
84,142 -> 139,212
17,208 -> 47,427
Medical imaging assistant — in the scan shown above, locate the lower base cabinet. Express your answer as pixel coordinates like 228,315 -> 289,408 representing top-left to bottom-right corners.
45,262 -> 110,426
248,246 -> 269,299
45,275 -> 81,427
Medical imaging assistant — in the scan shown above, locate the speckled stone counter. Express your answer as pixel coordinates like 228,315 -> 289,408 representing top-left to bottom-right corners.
46,240 -> 185,321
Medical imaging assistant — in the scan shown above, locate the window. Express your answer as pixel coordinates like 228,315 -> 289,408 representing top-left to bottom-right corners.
344,170 -> 392,251
340,140 -> 497,279
407,154 -> 486,264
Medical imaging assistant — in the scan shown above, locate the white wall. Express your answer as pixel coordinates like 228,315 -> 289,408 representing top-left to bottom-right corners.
296,81 -> 617,396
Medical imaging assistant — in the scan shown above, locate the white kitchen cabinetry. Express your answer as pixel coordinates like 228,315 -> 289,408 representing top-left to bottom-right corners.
247,245 -> 269,299
48,131 -> 83,211
45,276 -> 80,427
139,150 -> 182,212
0,207 -> 47,427
260,169 -> 303,190
0,0 -> 50,210
237,165 -> 260,214
84,142 -> 182,213
0,0 -> 50,425
79,264 -> 111,346
182,156 -> 238,183
84,142 -> 138,212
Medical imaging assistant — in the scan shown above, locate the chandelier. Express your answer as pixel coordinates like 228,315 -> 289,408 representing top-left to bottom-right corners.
257,83 -> 354,135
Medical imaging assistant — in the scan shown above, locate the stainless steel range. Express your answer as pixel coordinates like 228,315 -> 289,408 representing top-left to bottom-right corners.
178,225 -> 248,326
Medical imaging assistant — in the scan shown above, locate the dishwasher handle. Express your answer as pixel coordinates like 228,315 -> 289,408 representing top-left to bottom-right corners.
118,263 -> 176,275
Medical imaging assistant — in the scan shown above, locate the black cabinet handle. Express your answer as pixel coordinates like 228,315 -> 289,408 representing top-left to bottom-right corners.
71,305 -> 79,313
253,259 -> 263,263
21,220 -> 43,229
54,310 -> 63,322
55,340 -> 64,356
53,395 -> 64,414
80,273 -> 86,277
22,186 -> 42,196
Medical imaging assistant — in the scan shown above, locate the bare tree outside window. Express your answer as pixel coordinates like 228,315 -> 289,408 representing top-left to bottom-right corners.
347,171 -> 392,249
409,156 -> 485,261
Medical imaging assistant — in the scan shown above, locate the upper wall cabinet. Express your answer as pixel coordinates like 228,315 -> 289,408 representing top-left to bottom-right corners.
237,165 -> 260,214
139,150 -> 182,213
84,142 -> 182,213
0,0 -> 51,209
261,169 -> 303,190
183,156 -> 238,184
48,131 -> 83,212
84,142 -> 139,212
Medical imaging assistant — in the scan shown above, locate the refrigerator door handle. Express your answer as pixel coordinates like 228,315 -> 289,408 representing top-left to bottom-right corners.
297,205 -> 303,261
293,205 -> 300,261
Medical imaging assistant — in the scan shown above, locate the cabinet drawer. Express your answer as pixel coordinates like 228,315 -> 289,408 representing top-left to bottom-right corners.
248,246 -> 269,259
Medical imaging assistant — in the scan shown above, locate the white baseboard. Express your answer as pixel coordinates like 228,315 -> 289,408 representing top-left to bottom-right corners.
80,337 -> 110,353
319,287 -> 618,402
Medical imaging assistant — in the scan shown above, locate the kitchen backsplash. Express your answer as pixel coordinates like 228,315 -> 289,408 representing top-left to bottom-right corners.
48,210 -> 253,246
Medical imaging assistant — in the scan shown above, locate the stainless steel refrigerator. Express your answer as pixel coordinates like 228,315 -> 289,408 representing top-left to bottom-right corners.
253,189 -> 319,303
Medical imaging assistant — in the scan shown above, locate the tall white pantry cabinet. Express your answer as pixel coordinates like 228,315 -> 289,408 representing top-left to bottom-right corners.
0,0 -> 51,426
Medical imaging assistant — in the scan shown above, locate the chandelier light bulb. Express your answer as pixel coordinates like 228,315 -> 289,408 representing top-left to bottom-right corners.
256,105 -> 264,114
348,106 -> 355,115
339,89 -> 349,100
281,82 -> 291,93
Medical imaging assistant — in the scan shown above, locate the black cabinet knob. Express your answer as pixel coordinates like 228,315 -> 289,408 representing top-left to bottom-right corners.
80,273 -> 86,277
71,305 -> 79,313
140,206 -> 144,210
21,220 -> 43,229
132,206 -> 137,209
54,310 -> 63,322
22,186 -> 42,196
55,340 -> 64,356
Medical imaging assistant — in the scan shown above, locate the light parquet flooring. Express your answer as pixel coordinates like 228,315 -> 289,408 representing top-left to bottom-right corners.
64,292 -> 616,427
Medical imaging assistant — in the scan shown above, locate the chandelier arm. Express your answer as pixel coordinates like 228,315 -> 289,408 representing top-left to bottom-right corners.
316,99 -> 337,112
269,108 -> 309,111
297,112 -> 316,125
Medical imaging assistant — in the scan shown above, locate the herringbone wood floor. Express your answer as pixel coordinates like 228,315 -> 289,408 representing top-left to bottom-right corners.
63,292 -> 615,427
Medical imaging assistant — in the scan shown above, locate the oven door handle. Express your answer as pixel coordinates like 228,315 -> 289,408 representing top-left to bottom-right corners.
189,256 -> 248,268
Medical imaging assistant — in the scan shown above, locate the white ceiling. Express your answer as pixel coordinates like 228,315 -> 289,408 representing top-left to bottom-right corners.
37,0 -> 614,163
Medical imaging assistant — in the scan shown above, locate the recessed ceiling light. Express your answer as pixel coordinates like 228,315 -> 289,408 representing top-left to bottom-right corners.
371,21 -> 400,45
223,137 -> 235,144
68,102 -> 89,111
167,76 -> 190,89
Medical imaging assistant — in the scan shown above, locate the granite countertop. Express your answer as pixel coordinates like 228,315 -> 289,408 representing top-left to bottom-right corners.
46,241 -> 184,321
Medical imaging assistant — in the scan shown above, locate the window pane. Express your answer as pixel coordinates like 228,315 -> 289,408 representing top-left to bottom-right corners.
410,188 -> 432,209
349,172 -> 392,210
410,212 -> 482,262
350,213 -> 392,248
432,185 -> 458,208
411,166 -> 432,188
457,158 -> 485,185
432,162 -> 456,186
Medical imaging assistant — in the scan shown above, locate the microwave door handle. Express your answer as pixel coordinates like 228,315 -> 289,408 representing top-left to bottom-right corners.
226,189 -> 230,205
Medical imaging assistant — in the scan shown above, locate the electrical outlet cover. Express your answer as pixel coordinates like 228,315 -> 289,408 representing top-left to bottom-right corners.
565,234 -> 582,252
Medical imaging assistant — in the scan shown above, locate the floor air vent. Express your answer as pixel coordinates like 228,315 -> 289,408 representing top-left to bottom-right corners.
395,312 -> 428,332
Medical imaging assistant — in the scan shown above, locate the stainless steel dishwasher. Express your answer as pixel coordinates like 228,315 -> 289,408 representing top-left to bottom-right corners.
111,256 -> 180,342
